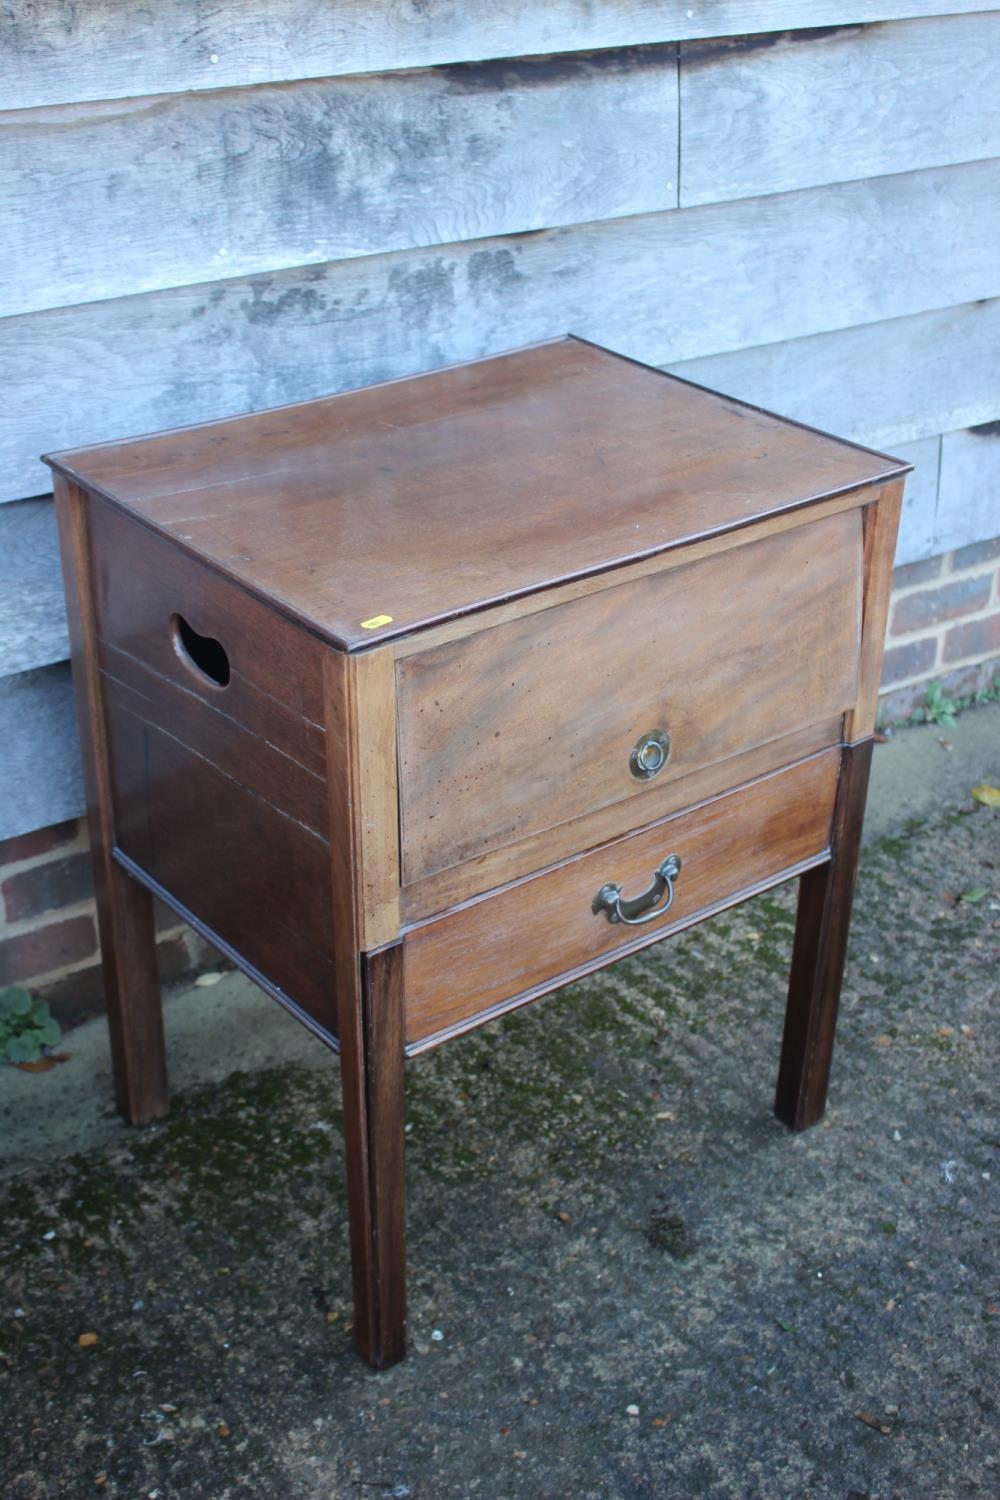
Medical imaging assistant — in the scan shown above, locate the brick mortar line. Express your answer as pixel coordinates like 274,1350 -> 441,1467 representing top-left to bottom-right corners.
9,950 -> 106,994
944,561 -> 1000,583
933,644 -> 1000,674
0,894 -> 188,944
893,558 -> 996,590
893,543 -> 1000,582
885,600 -> 1000,646
891,552 -> 999,593
5,928 -> 212,997
889,566 -> 998,601
0,831 -> 89,881
944,547 -> 999,572
879,648 -> 1000,696
0,895 -> 97,941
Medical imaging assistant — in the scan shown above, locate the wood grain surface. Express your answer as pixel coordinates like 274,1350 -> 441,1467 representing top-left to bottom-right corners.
389,487 -> 871,661
353,945 -> 407,1368
322,648 -> 401,951
937,424 -> 1000,555
99,653 -> 329,837
324,660 -> 406,1364
397,509 -> 862,883
403,748 -> 840,1047
680,13 -> 1000,205
88,497 -> 327,774
18,13 -> 997,319
104,687 -> 336,1031
3,50 -> 678,319
668,295 -> 1000,456
0,496 -> 66,674
399,718 -> 843,922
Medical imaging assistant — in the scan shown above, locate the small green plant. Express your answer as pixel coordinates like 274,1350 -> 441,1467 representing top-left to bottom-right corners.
0,985 -> 61,1064
883,673 -> 1000,733
970,675 -> 1000,709
921,679 -> 959,729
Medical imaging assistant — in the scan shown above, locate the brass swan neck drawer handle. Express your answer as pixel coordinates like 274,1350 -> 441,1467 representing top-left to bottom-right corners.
592,854 -> 682,926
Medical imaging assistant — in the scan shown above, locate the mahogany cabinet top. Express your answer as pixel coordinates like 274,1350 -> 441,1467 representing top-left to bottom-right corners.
45,337 -> 909,652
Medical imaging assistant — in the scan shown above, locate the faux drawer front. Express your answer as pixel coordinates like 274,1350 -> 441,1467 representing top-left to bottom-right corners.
397,509 -> 861,885
403,748 -> 840,1048
105,686 -> 336,1036
88,495 -> 327,777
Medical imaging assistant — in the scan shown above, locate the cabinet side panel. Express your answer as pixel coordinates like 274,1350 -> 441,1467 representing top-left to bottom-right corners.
89,496 -> 327,772
105,686 -> 337,1031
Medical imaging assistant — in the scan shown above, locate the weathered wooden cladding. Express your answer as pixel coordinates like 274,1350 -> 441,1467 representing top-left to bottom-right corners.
0,663 -> 83,841
887,438 -> 942,566
3,161 -> 999,508
4,0 -> 996,109
669,298 -> 1000,460
1,49 -> 678,319
9,12 -> 1000,327
0,496 -> 67,674
680,13 -> 1000,204
8,13 -> 1000,321
936,425 -> 1000,555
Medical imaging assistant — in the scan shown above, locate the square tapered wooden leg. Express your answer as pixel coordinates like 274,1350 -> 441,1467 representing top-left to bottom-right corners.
53,474 -> 168,1125
775,739 -> 873,1131
91,857 -> 167,1125
340,944 -> 407,1368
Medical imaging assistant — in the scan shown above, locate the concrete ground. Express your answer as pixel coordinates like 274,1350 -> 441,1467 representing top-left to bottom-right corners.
1,705 -> 998,1499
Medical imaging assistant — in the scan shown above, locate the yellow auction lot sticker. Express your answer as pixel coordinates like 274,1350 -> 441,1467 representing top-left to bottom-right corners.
359,614 -> 393,630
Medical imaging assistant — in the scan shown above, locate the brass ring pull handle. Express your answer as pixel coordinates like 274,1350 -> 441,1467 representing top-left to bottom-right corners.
592,854 -> 682,927
630,729 -> 671,781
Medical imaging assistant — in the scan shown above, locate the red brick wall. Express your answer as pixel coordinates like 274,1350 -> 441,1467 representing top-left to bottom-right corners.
880,537 -> 1000,723
3,532 -> 998,1016
0,817 -> 216,1026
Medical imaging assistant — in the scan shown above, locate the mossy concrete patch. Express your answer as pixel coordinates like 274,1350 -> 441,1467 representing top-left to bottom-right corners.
1,714 -> 998,1498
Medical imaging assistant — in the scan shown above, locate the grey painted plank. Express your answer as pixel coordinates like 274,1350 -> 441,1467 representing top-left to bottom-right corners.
937,425 -> 1000,554
681,13 -> 1000,205
1,50 -> 678,319
0,497 -> 68,675
3,159 -> 999,506
0,664 -> 82,842
669,300 -> 1000,560
885,437 -> 941,567
3,0 -> 996,111
667,297 -> 1000,454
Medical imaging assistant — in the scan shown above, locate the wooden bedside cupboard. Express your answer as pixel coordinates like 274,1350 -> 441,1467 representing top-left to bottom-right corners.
45,337 -> 909,1369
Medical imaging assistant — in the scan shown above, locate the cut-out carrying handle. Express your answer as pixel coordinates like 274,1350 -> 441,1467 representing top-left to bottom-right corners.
171,613 -> 231,688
